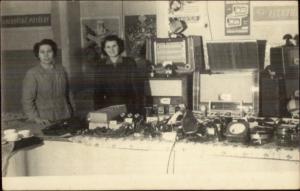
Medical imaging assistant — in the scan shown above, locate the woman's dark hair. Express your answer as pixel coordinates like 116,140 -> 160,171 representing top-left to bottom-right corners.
101,35 -> 124,56
33,39 -> 58,58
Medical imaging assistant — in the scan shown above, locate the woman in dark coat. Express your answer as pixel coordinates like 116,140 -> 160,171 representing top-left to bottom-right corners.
94,35 -> 142,113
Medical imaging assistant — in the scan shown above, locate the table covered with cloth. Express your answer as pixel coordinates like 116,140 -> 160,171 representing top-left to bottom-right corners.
1,114 -> 299,189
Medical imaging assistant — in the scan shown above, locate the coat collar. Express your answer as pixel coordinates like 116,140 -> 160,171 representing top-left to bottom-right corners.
105,56 -> 123,66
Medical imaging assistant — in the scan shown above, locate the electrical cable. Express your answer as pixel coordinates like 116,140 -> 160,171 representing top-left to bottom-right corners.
172,148 -> 176,174
121,0 -> 124,38
166,134 -> 178,174
206,1 -> 213,40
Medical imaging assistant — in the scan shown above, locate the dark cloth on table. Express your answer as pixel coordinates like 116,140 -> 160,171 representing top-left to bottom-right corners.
94,57 -> 144,113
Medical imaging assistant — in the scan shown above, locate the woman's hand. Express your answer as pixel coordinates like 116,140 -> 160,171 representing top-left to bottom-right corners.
34,118 -> 51,126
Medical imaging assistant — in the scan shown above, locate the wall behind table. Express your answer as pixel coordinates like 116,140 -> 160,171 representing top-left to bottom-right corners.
156,1 -> 298,68
2,1 -> 298,113
77,1 -> 158,113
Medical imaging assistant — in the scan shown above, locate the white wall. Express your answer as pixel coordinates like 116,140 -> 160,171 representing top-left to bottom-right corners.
1,1 -> 53,51
2,1 -> 298,53
79,0 -> 298,66
156,1 -> 298,42
1,1 -> 298,112
155,1 -> 298,66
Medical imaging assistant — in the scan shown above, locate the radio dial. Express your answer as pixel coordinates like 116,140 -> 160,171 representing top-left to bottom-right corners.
228,123 -> 246,134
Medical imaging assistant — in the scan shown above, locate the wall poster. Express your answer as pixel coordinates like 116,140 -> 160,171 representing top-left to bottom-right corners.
168,0 -> 201,38
225,1 -> 250,35
80,17 -> 120,50
124,15 -> 157,58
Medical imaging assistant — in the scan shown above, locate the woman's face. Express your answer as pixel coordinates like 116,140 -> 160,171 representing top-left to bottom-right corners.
39,44 -> 54,64
104,40 -> 120,58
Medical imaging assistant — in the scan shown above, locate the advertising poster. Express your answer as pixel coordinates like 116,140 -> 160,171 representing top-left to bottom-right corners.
225,1 -> 250,35
124,15 -> 156,58
80,17 -> 120,49
168,0 -> 201,38
169,0 -> 200,21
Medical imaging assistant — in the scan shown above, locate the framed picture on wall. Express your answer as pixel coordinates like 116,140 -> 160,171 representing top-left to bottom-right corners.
80,17 -> 120,50
124,15 -> 157,58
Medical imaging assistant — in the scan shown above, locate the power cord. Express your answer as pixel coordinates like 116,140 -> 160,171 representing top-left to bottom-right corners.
206,1 -> 213,40
166,133 -> 178,174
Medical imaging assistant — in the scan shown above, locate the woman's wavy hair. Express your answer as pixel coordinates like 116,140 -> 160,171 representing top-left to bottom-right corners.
33,39 -> 58,59
101,35 -> 124,56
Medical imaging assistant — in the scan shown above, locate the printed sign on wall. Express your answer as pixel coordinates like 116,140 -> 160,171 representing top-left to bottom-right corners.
253,6 -> 298,21
225,1 -> 250,35
2,14 -> 51,28
168,0 -> 201,38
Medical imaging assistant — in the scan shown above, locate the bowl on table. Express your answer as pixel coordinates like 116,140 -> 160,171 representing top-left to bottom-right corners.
18,130 -> 32,138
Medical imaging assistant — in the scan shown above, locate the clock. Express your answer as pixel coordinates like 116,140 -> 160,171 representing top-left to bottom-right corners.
225,120 -> 250,143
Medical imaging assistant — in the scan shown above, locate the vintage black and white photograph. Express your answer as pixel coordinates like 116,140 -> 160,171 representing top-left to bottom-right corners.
1,0 -> 299,190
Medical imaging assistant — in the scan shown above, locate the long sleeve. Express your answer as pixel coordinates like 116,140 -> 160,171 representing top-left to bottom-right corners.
22,70 -> 39,120
93,61 -> 107,109
130,61 -> 139,97
68,91 -> 76,115
63,69 -> 75,116
128,58 -> 142,113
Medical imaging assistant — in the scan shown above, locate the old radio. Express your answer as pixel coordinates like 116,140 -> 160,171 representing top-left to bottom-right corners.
250,125 -> 274,145
276,122 -> 300,147
87,105 -> 127,130
203,120 -> 221,141
145,36 -> 205,74
197,71 -> 259,117
144,76 -> 191,110
207,101 -> 243,118
194,40 -> 264,115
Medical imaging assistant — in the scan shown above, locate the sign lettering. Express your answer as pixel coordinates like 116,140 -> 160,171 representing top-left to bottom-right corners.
2,14 -> 51,28
253,6 -> 298,21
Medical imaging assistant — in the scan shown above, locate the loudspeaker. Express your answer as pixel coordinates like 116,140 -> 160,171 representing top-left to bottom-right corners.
270,46 -> 299,99
259,77 -> 289,117
270,46 -> 299,78
207,40 -> 267,71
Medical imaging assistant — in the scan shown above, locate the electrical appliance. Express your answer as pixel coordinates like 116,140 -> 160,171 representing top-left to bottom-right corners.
197,71 -> 259,117
145,36 -> 206,73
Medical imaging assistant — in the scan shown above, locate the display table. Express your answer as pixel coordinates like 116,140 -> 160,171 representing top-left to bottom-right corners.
174,141 -> 299,174
2,116 -> 300,189
5,137 -> 299,176
5,140 -> 172,176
